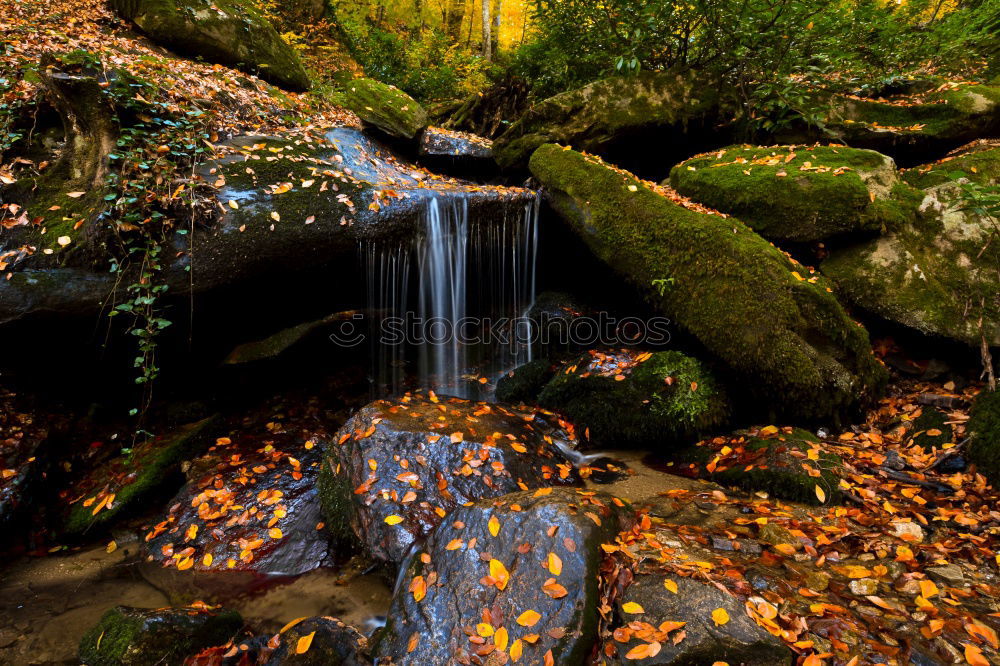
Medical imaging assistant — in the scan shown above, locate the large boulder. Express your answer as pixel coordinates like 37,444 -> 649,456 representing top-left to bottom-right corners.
63,417 -> 220,535
371,488 -> 631,663
967,389 -> 1000,486
529,144 -> 887,423
800,84 -> 1000,166
265,616 -> 371,665
669,144 -> 921,242
822,179 -> 1000,346
330,78 -> 428,140
494,71 -> 732,174
902,144 -> 1000,189
535,349 -> 729,449
109,0 -> 311,91
610,575 -> 791,665
141,426 -> 329,584
318,393 -> 582,563
78,603 -> 243,666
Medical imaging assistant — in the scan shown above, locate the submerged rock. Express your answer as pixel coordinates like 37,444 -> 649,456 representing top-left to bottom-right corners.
371,488 -> 631,663
610,575 -> 791,665
329,78 -> 428,139
822,179 -> 1000,346
266,616 -> 371,665
967,389 -> 1000,486
494,70 -> 731,173
141,429 -> 329,585
669,144 -> 920,242
78,603 -> 243,666
318,393 -> 582,563
63,416 -> 221,535
529,144 -> 887,423
536,349 -> 729,449
109,0 -> 310,91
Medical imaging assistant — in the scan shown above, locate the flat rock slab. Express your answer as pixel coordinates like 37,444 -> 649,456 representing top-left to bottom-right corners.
372,487 -> 631,664
319,393 -> 582,563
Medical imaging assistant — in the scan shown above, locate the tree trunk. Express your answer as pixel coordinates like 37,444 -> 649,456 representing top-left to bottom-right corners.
445,0 -> 465,41
481,0 -> 492,60
490,0 -> 502,54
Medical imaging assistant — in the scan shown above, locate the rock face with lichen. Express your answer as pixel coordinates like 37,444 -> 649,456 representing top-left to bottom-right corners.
371,488 -> 631,664
669,145 -> 921,242
822,178 -> 1000,346
78,604 -> 242,666
317,393 -> 582,563
494,70 -> 731,172
529,143 -> 887,423
109,0 -> 311,91
329,77 -> 428,139
531,349 -> 729,449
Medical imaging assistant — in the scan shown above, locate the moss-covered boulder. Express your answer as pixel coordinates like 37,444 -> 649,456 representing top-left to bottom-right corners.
79,604 -> 242,666
494,70 -> 731,172
902,145 -> 1000,189
907,407 -> 954,452
371,488 -> 631,663
669,145 -> 921,242
822,180 -> 1000,346
537,349 -> 728,449
967,389 -> 1000,486
63,416 -> 220,535
678,427 -> 844,505
495,358 -> 555,404
109,0 -> 310,91
809,84 -> 1000,165
330,77 -> 428,139
529,144 -> 887,423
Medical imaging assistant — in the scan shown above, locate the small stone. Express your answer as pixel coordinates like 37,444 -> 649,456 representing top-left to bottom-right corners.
758,523 -> 796,547
849,579 -> 880,596
804,571 -> 831,592
890,520 -> 924,543
926,564 -> 964,586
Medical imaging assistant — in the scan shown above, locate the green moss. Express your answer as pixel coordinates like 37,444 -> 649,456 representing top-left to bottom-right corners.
317,448 -> 355,545
529,144 -> 887,423
495,359 -> 556,404
79,605 -> 242,666
967,389 -> 1000,486
902,147 -> 1000,189
908,408 -> 953,451
329,77 -> 428,139
669,144 -> 918,242
64,417 -> 219,535
535,350 -> 728,449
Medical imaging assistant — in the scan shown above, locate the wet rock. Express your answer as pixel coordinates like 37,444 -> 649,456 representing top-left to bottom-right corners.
610,575 -> 791,665
669,145 -> 918,242
417,127 -> 496,178
758,523 -> 797,548
822,179 -> 1000,347
535,349 -> 729,449
0,391 -> 50,526
64,416 -> 221,536
108,0 -> 310,91
318,393 -> 582,563
371,488 -> 631,663
494,70 -> 733,174
849,579 -> 880,596
266,616 -> 371,665
495,359 -> 556,405
967,389 -> 1000,486
889,520 -> 924,543
529,144 -> 887,423
78,603 -> 243,666
141,430 -> 329,588
330,77 -> 427,139
223,310 -> 366,365
926,564 -> 964,586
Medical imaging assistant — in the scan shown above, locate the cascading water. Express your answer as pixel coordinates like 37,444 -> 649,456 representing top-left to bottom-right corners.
362,192 -> 539,398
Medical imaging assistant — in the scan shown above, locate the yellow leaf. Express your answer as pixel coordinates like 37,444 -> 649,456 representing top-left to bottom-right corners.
815,485 -> 826,503
488,515 -> 500,537
490,559 -> 510,590
106,540 -> 117,554
622,601 -> 645,614
919,580 -> 939,598
517,610 -> 541,627
476,623 -> 494,637
228,200 -> 239,209
495,627 -> 509,651
203,553 -> 213,567
384,515 -> 404,525
296,631 -> 315,654
548,552 -> 563,576
510,638 -> 523,660
270,212 -> 281,222
664,579 -> 678,594
712,608 -> 730,626
269,528 -> 283,539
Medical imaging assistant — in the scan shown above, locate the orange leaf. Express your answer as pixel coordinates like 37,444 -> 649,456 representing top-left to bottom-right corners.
711,608 -> 730,626
517,610 -> 541,627
296,631 -> 315,655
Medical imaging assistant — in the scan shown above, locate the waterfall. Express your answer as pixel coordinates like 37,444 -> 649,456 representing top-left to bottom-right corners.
362,193 -> 538,398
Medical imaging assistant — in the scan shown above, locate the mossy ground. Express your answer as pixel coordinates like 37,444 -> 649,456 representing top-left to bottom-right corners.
967,389 -> 1000,486
669,144 -> 918,241
902,147 -> 1000,189
316,447 -> 356,545
529,144 -> 887,423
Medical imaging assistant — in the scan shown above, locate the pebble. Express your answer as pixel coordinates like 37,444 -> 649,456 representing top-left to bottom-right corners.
849,579 -> 880,596
926,564 -> 964,586
890,520 -> 924,543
